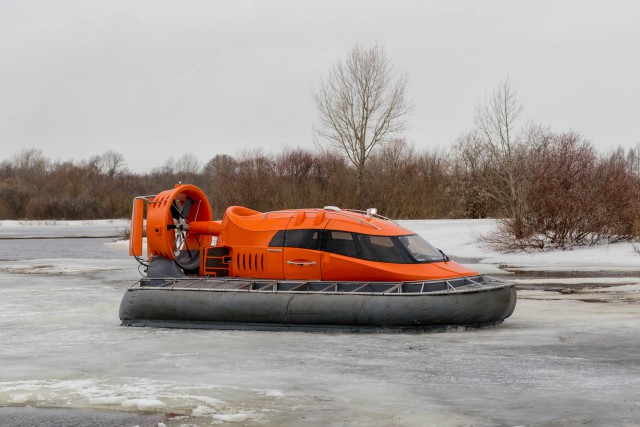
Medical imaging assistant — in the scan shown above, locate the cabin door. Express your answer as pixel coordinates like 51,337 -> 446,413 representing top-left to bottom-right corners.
282,212 -> 327,280
282,229 -> 322,280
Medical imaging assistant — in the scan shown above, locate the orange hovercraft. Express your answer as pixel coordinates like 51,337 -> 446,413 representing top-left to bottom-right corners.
119,184 -> 516,329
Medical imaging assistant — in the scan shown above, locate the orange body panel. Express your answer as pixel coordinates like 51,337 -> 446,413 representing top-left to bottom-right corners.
135,184 -> 480,281
320,253 -> 475,282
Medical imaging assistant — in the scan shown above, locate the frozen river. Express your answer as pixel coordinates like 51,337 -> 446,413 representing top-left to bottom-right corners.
1,221 -> 639,426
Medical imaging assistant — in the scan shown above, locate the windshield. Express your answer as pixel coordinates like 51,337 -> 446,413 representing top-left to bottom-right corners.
322,230 -> 446,264
397,234 -> 445,263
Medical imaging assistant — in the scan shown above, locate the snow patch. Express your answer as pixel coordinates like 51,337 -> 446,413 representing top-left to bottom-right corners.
514,277 -> 640,286
192,405 -> 217,416
213,412 -> 257,422
89,396 -> 129,405
9,393 -> 30,404
121,398 -> 166,411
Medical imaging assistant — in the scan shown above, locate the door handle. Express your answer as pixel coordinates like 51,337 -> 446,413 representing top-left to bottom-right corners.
287,260 -> 317,266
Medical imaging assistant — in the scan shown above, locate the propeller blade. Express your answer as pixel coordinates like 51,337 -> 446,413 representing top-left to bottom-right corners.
171,200 -> 183,220
181,198 -> 193,219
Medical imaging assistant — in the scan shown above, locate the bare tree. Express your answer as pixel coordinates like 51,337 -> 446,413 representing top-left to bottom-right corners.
203,154 -> 238,216
12,148 -> 48,179
88,150 -> 127,178
625,141 -> 640,177
458,78 -> 529,238
100,150 -> 127,178
174,152 -> 201,176
313,44 -> 411,207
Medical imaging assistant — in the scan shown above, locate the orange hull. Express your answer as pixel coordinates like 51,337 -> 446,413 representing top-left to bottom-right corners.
130,184 -> 479,281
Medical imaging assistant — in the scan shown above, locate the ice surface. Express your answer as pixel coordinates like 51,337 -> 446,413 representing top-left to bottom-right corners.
0,219 -> 129,239
0,220 -> 639,426
0,258 -> 133,275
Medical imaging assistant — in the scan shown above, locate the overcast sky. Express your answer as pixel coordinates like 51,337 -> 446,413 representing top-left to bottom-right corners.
1,0 -> 639,172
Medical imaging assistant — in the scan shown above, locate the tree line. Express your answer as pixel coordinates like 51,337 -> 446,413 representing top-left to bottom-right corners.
0,144 -> 454,221
1,134 -> 639,251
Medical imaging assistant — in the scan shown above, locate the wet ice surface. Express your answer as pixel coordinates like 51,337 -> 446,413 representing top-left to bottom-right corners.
0,219 -> 128,239
1,221 -> 640,426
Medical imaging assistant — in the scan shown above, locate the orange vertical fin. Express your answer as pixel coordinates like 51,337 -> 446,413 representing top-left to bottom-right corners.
129,198 -> 145,257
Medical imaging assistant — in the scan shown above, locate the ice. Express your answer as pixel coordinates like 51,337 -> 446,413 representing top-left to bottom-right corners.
122,399 -> 166,411
89,396 -> 128,405
9,394 -> 30,404
191,405 -> 216,417
262,389 -> 284,397
0,258 -> 132,275
514,277 -> 640,286
0,219 -> 129,239
212,412 -> 257,422
0,220 -> 639,426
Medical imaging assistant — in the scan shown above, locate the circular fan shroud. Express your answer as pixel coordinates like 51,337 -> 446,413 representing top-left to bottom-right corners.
146,184 -> 213,260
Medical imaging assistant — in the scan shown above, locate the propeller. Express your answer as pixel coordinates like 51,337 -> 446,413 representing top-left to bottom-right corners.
170,197 -> 200,271
142,184 -> 213,266
171,197 -> 193,222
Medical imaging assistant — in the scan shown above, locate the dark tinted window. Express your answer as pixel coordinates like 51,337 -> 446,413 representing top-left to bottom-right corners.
284,229 -> 320,250
322,230 -> 439,264
357,234 -> 412,263
268,230 -> 285,247
325,231 -> 358,257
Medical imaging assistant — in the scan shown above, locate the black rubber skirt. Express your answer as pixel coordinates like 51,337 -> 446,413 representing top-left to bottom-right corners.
119,279 -> 517,330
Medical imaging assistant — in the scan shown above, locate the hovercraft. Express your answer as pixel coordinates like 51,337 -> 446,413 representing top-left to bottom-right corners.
119,184 -> 516,329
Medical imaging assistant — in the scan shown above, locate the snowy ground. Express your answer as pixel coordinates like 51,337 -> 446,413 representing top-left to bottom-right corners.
0,219 -> 639,426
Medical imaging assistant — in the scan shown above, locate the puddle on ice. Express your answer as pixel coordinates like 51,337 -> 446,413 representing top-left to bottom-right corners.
0,230 -> 639,426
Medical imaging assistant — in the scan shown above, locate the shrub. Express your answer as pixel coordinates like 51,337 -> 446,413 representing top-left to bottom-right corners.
494,132 -> 640,250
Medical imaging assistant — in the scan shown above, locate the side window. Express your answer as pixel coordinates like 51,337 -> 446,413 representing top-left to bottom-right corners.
325,230 -> 359,258
358,234 -> 411,263
284,229 -> 320,250
268,230 -> 285,247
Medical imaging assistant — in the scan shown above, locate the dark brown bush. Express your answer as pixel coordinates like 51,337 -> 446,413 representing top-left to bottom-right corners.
495,132 -> 640,250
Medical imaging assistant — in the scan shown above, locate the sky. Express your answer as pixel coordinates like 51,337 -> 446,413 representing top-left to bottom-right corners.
1,0 -> 639,172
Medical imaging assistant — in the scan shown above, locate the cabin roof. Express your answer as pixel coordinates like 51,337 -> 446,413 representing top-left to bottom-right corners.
225,206 -> 410,236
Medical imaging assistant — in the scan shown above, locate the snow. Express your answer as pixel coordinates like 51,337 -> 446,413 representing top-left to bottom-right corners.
9,394 -> 30,404
514,277 -> 640,286
0,219 -> 638,426
212,412 -> 257,422
121,399 -> 166,411
191,405 -> 217,417
262,389 -> 284,398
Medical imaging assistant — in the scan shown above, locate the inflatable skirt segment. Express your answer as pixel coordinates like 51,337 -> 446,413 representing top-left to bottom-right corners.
119,277 -> 517,330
